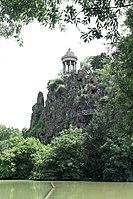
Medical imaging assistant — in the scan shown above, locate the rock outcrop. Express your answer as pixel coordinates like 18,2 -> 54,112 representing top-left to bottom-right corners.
29,69 -> 106,144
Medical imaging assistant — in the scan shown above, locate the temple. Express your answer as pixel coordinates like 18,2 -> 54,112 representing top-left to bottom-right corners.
61,48 -> 78,75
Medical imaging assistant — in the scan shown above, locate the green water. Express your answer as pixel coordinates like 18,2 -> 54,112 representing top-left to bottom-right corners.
50,182 -> 133,199
0,180 -> 51,199
0,181 -> 133,199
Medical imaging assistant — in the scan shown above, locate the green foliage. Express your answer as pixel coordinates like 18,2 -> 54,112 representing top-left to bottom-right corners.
28,121 -> 45,137
110,11 -> 133,138
112,34 -> 133,103
91,54 -> 107,70
0,0 -> 63,44
74,95 -> 80,103
0,125 -> 21,152
83,19 -> 133,181
0,125 -> 20,141
55,84 -> 65,94
80,56 -> 94,71
125,7 -> 133,31
33,126 -> 86,180
101,137 -> 133,182
80,53 -> 110,73
47,78 -> 64,92
21,127 -> 29,138
0,136 -> 45,179
95,56 -> 112,89
84,110 -> 111,180
1,0 -> 132,42
100,95 -> 109,103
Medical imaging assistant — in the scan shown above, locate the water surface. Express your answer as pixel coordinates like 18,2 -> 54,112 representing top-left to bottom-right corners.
0,180 -> 133,199
0,180 -> 51,199
50,181 -> 133,199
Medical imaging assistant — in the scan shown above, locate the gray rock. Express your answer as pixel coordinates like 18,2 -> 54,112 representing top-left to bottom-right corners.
29,70 -> 106,144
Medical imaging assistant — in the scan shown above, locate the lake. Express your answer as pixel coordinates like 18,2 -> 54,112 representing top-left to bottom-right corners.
0,180 -> 133,199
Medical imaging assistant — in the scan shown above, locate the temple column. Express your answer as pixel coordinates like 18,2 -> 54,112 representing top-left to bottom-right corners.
63,63 -> 65,74
74,62 -> 76,71
73,62 -> 75,71
67,62 -> 69,73
70,60 -> 72,71
64,61 -> 67,74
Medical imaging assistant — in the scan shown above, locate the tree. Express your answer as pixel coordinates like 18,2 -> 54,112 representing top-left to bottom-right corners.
0,0 -> 63,44
21,127 -> 29,138
33,126 -> 86,180
80,53 -> 109,72
110,7 -> 133,138
84,110 -> 111,180
0,125 -> 21,152
0,136 -> 45,179
0,0 -> 133,43
0,125 -> 20,141
101,137 -> 133,181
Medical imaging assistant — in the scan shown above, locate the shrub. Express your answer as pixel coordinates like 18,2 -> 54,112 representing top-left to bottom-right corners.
47,78 -> 64,92
0,136 -> 45,179
33,126 -> 86,180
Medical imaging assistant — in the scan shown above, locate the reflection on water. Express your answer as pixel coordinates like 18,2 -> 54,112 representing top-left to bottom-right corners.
0,181 -> 133,199
0,180 -> 51,199
50,182 -> 133,199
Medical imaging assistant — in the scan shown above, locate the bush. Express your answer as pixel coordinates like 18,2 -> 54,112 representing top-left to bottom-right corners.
101,138 -> 133,182
47,78 -> 64,92
33,126 -> 86,180
0,125 -> 21,152
0,136 -> 45,179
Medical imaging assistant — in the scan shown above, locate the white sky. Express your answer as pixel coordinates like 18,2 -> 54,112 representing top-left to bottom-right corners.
0,21 -> 106,130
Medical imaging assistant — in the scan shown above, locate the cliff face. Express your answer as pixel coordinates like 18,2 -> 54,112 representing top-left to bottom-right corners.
30,69 -> 106,144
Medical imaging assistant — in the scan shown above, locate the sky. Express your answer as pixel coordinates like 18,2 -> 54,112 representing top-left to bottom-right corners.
0,21 -> 107,130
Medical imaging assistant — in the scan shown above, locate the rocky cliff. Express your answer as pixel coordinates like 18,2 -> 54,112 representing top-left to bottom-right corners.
29,69 -> 106,144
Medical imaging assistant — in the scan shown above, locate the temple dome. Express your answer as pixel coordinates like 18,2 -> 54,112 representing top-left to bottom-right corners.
61,48 -> 78,62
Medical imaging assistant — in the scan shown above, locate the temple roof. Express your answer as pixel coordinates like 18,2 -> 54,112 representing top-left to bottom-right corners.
61,48 -> 78,61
